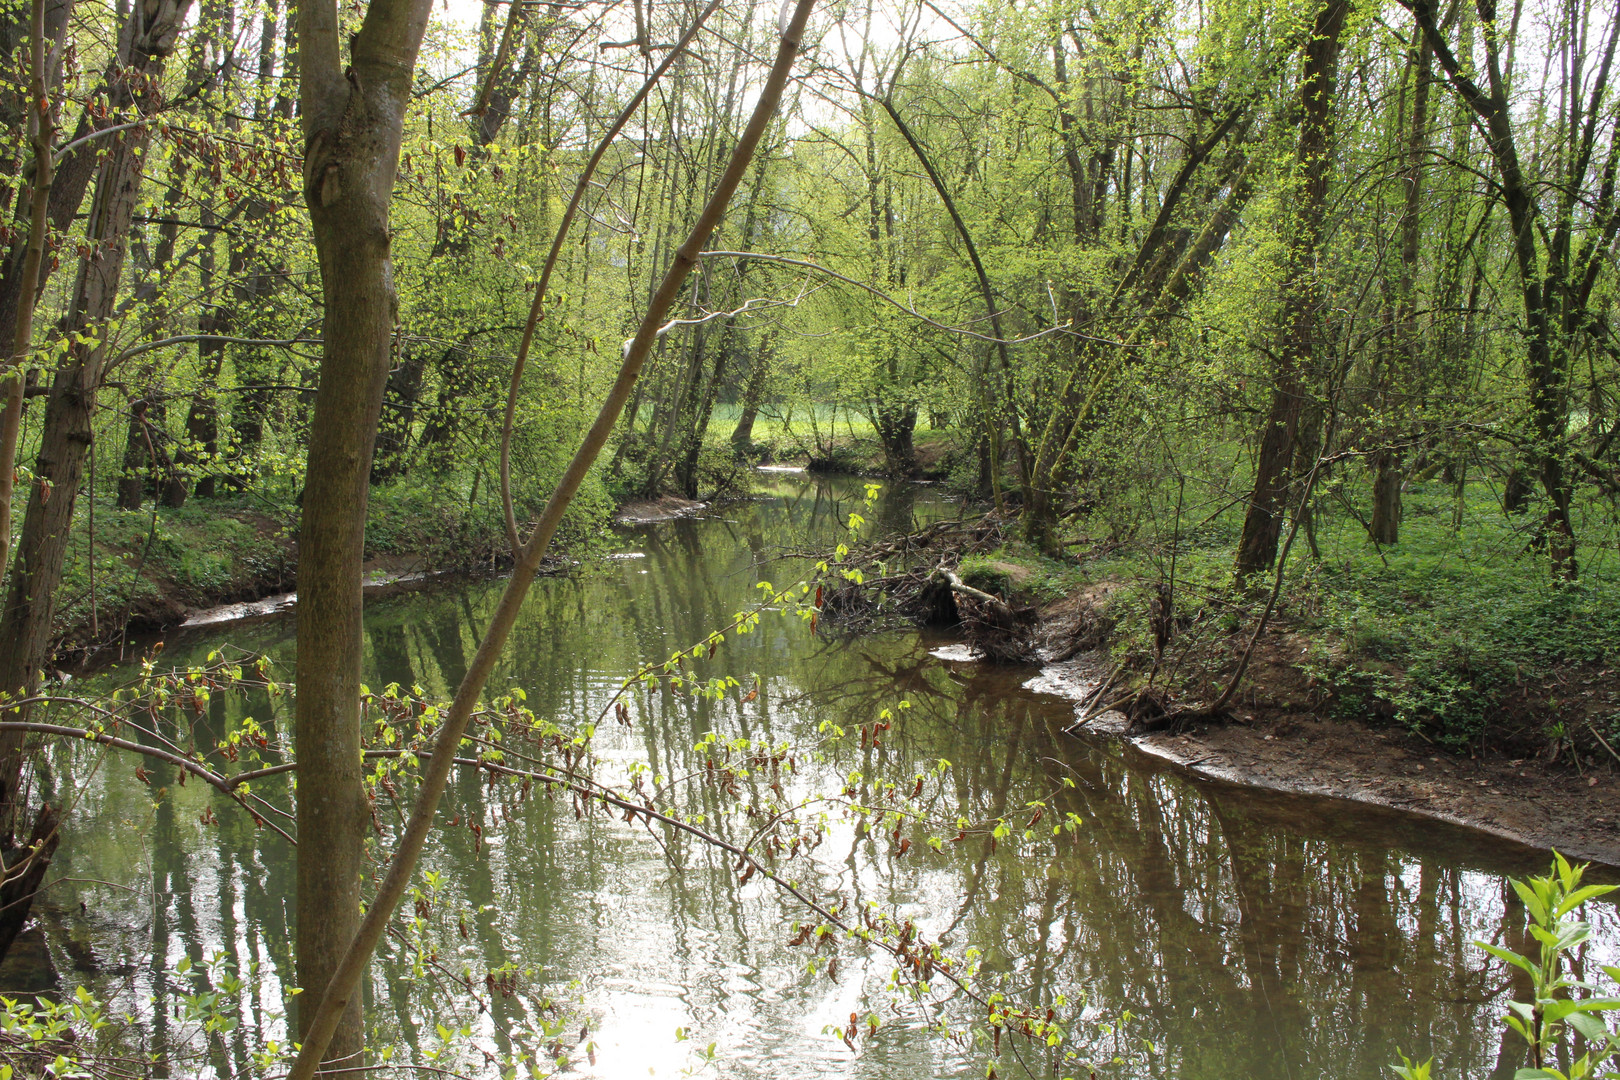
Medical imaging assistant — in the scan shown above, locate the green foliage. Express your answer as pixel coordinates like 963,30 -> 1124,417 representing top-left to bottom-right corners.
0,954 -> 284,1079
1394,854 -> 1620,1079
49,496 -> 295,646
959,547 -> 1087,605
363,467 -> 610,568
1307,490 -> 1620,747
1063,473 -> 1620,748
958,555 -> 1013,598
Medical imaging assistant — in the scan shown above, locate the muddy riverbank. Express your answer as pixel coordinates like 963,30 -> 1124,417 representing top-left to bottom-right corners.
1027,647 -> 1620,868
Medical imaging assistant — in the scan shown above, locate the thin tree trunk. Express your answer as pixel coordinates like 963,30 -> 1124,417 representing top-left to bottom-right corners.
371,343 -> 425,481
1407,0 -> 1588,577
881,96 -> 1026,507
1371,23 -> 1432,546
116,188 -> 188,512
0,0 -> 59,589
1026,107 -> 1250,551
227,0 -> 293,489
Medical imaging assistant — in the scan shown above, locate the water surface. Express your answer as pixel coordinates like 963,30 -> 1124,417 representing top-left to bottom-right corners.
17,473 -> 1619,1080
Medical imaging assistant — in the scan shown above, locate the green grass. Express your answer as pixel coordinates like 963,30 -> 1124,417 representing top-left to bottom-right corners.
959,548 -> 1089,604
36,462 -> 616,647
48,493 -> 295,645
707,402 -> 880,449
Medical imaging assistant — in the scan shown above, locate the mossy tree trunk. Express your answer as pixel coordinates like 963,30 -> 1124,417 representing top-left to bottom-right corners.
1234,0 -> 1350,579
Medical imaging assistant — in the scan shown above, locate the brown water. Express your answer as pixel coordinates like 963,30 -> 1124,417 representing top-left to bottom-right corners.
17,472 -> 1619,1079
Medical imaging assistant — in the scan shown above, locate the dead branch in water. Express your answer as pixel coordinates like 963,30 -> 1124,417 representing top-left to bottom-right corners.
809,516 -> 1040,662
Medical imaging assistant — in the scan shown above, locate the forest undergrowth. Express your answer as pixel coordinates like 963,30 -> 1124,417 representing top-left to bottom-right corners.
953,475 -> 1620,770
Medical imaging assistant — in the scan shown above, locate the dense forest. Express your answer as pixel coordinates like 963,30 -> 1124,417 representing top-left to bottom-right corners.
0,0 -> 1618,1071
2,0 -> 1618,627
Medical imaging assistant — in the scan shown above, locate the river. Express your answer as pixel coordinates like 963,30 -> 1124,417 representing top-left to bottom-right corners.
13,471 -> 1619,1079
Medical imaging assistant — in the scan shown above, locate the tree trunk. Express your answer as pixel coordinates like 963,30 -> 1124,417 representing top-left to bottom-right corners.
0,0 -> 141,360
0,0 -> 73,584
281,7 -> 816,1069
0,0 -> 194,817
116,186 -> 190,513
1503,463 -> 1533,515
1025,107 -> 1252,552
371,344 -> 425,481
227,1 -> 293,491
294,0 -> 433,1065
873,398 -> 917,476
729,331 -> 773,449
674,322 -> 731,497
117,401 -> 151,511
1370,22 -> 1432,547
184,204 -> 230,501
117,397 -> 182,510
1408,0 -> 1589,577
0,803 -> 58,965
1370,451 -> 1402,544
1235,0 -> 1350,579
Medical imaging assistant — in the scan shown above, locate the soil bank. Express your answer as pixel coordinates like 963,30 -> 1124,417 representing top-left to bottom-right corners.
1028,650 -> 1620,868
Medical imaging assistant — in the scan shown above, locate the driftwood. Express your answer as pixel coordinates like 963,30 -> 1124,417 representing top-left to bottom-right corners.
805,515 -> 1045,661
931,567 -> 1040,663
1047,604 -> 1117,662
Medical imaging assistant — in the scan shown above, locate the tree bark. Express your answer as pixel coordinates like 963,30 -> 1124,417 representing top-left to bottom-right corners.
0,803 -> 57,964
0,0 -> 60,587
1370,22 -> 1433,547
293,0 -> 434,1066
1234,0 -> 1350,578
226,0 -> 294,489
729,330 -> 773,449
0,0 -> 195,818
282,4 -> 817,1070
1405,0 -> 1597,577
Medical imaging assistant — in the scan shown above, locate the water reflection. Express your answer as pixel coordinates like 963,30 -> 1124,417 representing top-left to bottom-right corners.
17,473 -> 1620,1079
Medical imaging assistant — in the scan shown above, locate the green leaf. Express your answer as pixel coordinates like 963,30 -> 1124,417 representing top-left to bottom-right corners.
1566,1011 -> 1612,1043
1512,879 -> 1550,925
1557,884 -> 1618,916
1477,941 -> 1537,975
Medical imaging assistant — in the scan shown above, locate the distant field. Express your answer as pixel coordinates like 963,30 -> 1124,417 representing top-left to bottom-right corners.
706,402 -> 879,444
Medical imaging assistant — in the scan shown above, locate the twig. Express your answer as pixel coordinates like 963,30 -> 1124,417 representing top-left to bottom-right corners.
0,717 -> 294,844
1587,719 -> 1620,769
1206,453 -> 1353,716
1065,661 -> 1127,731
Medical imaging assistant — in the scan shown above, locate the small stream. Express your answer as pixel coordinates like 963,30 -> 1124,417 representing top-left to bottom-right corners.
10,472 -> 1618,1079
